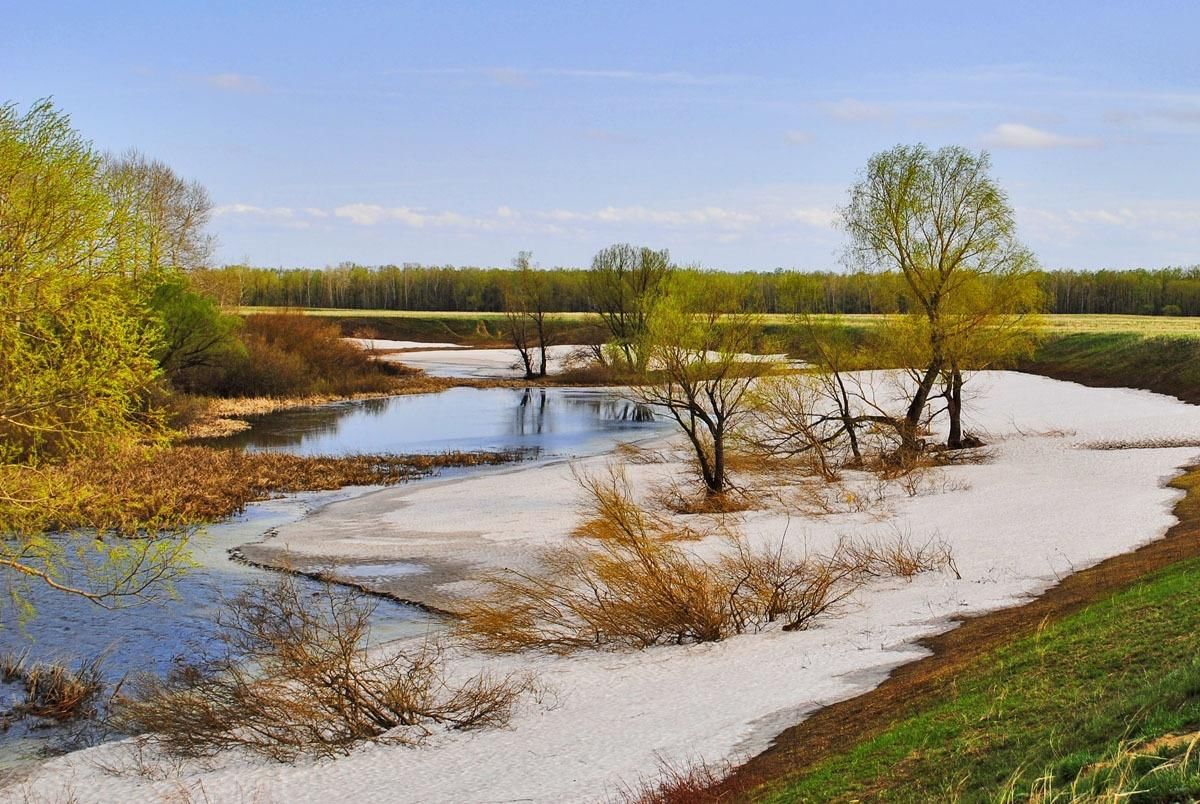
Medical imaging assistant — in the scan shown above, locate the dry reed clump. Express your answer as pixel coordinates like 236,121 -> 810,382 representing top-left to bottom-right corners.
44,445 -> 523,532
457,471 -> 958,654
0,652 -> 106,724
610,755 -> 745,804
116,578 -> 532,761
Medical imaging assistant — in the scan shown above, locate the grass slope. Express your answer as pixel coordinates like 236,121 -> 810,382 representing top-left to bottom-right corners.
746,467 -> 1200,802
1022,333 -> 1200,405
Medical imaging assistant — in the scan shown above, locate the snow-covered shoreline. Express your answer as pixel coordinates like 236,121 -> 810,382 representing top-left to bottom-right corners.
8,371 -> 1200,803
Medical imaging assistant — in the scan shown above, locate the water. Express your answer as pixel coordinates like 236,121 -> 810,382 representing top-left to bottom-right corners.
207,386 -> 663,457
0,386 -> 665,767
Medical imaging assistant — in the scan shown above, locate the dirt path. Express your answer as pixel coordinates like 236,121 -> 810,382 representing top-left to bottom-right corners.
711,464 -> 1200,801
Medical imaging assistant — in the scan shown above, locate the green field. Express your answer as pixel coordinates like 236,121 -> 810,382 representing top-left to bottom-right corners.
240,307 -> 1200,336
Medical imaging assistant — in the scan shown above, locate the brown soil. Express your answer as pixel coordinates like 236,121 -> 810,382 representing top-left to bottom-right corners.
697,464 -> 1200,801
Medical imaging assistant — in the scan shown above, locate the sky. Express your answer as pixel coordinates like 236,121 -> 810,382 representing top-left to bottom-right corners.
4,1 -> 1199,271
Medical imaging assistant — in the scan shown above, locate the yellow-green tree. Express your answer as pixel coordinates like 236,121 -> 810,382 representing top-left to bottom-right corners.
638,272 -> 774,498
0,99 -> 186,611
843,144 -> 1041,449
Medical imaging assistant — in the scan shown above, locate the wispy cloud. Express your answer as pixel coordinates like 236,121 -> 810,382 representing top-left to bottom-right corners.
333,204 -> 496,230
390,66 -> 746,87
784,129 -> 814,145
827,99 -> 892,122
213,203 -> 311,229
217,200 -> 838,238
198,73 -> 268,93
982,123 -> 1101,149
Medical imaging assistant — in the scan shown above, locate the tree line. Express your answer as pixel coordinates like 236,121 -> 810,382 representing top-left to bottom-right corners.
198,262 -> 1200,317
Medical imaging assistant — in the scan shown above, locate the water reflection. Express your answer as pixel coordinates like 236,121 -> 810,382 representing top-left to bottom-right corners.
206,386 -> 664,456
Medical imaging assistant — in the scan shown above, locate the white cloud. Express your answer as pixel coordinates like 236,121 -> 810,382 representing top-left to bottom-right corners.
217,199 -> 839,237
982,123 -> 1101,149
784,129 -> 814,145
200,73 -> 267,93
1019,202 -> 1200,246
333,204 -> 489,230
828,99 -> 892,122
214,203 -> 295,219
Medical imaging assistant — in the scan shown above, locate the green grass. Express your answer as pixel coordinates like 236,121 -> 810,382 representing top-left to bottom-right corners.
757,472 -> 1200,802
1023,332 -> 1200,405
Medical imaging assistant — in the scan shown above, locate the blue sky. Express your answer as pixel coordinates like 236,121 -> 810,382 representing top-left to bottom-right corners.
4,1 -> 1199,270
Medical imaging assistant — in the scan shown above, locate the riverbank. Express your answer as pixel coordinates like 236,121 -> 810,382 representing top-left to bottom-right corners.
29,445 -> 525,533
15,373 -> 1199,802
737,463 -> 1200,801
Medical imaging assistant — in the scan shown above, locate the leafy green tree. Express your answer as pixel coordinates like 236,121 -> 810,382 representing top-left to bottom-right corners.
843,144 -> 1040,449
148,275 -> 244,391
638,273 -> 775,498
0,99 -> 186,611
586,244 -> 673,372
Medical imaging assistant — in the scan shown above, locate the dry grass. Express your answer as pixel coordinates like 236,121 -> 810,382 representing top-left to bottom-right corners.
0,652 -> 105,724
116,578 -> 532,761
457,471 -> 956,654
1003,733 -> 1200,803
611,756 -> 746,804
37,445 -> 523,533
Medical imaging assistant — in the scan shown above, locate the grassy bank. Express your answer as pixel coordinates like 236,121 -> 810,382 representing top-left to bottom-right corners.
709,466 -> 1200,802
1020,332 -> 1200,405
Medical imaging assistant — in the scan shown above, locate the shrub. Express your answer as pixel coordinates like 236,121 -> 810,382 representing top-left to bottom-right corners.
187,312 -> 401,398
457,471 -> 956,654
117,578 -> 532,761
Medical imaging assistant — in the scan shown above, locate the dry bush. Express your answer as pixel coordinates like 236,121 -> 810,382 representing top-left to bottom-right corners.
784,476 -> 888,517
0,652 -> 105,724
458,472 -> 957,653
835,533 -> 960,581
116,578 -> 531,761
614,442 -> 670,465
717,537 -> 861,632
649,475 -> 755,516
574,468 -> 713,543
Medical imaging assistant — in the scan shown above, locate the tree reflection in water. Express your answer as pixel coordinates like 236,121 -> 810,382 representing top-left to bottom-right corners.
206,387 -> 663,456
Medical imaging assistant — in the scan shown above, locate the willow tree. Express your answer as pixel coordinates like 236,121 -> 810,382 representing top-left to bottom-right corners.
586,244 -> 672,372
843,144 -> 1040,449
638,273 -> 774,499
0,100 -> 187,612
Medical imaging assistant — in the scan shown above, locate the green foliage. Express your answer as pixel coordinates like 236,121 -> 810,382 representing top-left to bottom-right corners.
205,261 -> 1200,318
0,99 -> 193,614
148,274 -> 244,391
0,99 -> 166,464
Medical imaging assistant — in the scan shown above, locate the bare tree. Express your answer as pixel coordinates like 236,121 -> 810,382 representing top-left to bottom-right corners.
502,251 -> 553,378
842,144 -> 1038,449
105,149 -> 215,277
637,274 -> 775,499
586,244 -> 673,372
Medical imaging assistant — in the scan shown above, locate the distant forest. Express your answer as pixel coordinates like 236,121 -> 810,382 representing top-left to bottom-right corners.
195,264 -> 1200,316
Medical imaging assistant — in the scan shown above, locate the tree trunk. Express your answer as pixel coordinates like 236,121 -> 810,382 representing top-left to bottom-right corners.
708,430 -> 725,496
902,359 -> 942,450
946,368 -> 964,449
